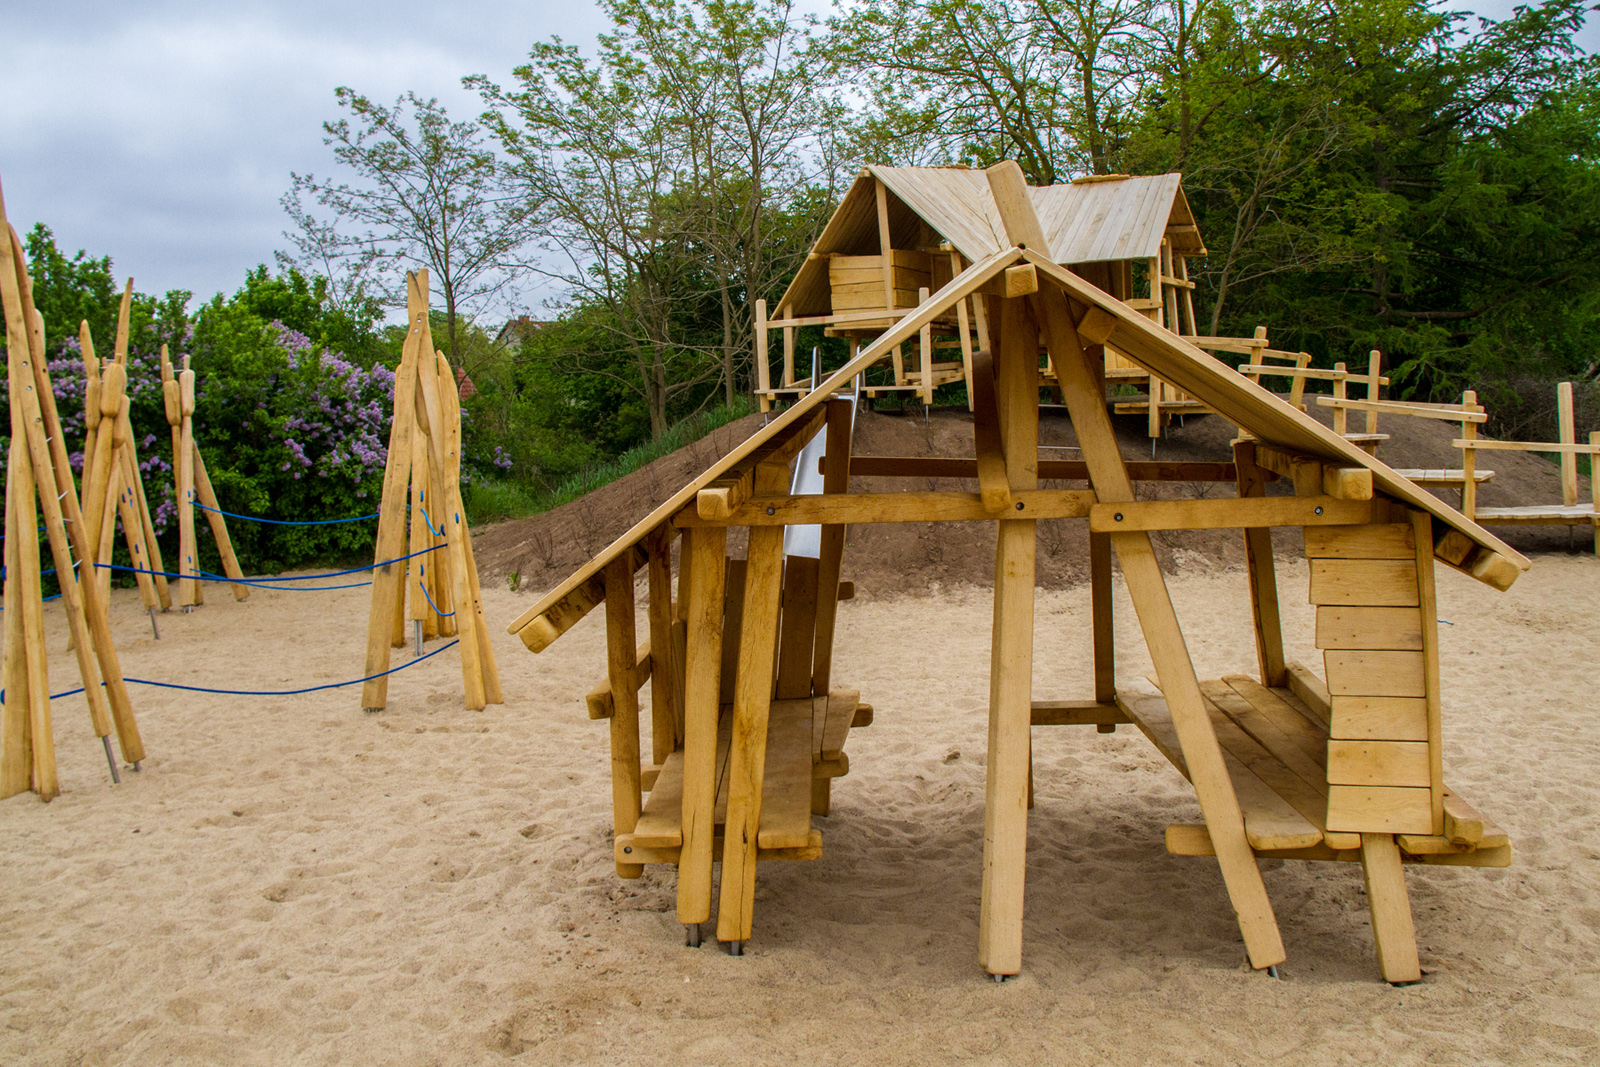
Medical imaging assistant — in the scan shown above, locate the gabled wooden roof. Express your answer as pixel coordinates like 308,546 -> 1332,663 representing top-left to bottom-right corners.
775,167 -> 1202,317
509,247 -> 1527,651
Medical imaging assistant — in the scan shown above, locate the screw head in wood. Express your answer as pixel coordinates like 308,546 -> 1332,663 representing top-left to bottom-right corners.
765,506 -> 775,515
1015,501 -> 1025,511
1314,506 -> 1324,516
1114,512 -> 1124,521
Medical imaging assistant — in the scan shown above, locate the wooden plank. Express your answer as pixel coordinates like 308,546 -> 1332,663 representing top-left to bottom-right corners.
1315,396 -> 1486,423
633,749 -> 686,848
1309,559 -> 1419,607
1221,676 -> 1328,769
1284,664 -> 1332,726
819,688 -> 861,758
1326,786 -> 1433,835
1327,741 -> 1431,787
1329,697 -> 1429,742
677,526 -> 726,927
1450,438 -> 1600,454
1119,687 -> 1321,851
847,456 -> 1239,482
1196,687 -> 1330,832
1089,495 -> 1369,533
1325,650 -> 1426,697
1204,680 -> 1328,787
1304,524 -> 1415,559
829,264 -> 931,288
644,529 -> 682,757
1315,607 -> 1424,651
1560,381 -> 1578,505
1360,834 -> 1422,983
775,556 -> 819,699
715,463 -> 790,944
756,698 -> 816,849
719,559 -> 747,705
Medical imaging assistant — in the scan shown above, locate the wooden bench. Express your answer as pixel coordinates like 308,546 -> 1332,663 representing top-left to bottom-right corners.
1111,512 -> 1510,983
1455,382 -> 1600,551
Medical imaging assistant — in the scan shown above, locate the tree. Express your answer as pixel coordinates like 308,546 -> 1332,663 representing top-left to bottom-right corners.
281,89 -> 534,368
473,0 -> 834,432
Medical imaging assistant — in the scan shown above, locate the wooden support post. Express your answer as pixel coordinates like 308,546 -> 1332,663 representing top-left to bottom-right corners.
1559,381 -> 1577,506
918,285 -> 934,406
775,556 -> 819,700
755,298 -> 771,412
1360,833 -> 1421,983
1090,531 -> 1114,706
176,368 -> 199,608
1365,350 -> 1383,434
978,293 -> 1039,977
1460,390 -> 1478,519
1332,362 -> 1348,437
953,251 -> 976,412
646,527 -> 681,762
986,157 -> 1284,971
810,398 -> 854,698
781,303 -> 795,389
677,525 -> 727,927
716,461 -> 791,945
605,555 -> 645,879
441,352 -> 500,703
360,301 -> 419,710
1235,441 -> 1287,687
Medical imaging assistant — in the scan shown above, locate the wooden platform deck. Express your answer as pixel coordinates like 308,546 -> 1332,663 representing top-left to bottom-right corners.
1117,674 -> 1509,866
1471,503 -> 1598,525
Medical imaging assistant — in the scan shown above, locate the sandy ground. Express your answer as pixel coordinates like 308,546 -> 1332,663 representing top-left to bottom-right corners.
3,552 -> 1598,1066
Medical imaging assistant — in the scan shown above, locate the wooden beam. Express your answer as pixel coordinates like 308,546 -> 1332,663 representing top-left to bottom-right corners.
605,554 -> 644,879
970,348 -> 1011,512
675,489 -> 1096,527
848,456 -> 1240,482
1090,495 -> 1369,533
1235,442 -> 1287,688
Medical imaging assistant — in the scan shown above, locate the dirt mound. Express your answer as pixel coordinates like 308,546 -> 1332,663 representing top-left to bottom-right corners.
476,399 -> 1589,599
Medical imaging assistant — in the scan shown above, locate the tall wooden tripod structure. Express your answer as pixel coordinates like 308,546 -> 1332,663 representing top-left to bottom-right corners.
361,270 -> 501,713
1,194 -> 144,799
159,345 -> 248,609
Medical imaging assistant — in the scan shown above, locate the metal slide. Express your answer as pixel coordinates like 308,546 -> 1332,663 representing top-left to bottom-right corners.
783,349 -> 859,560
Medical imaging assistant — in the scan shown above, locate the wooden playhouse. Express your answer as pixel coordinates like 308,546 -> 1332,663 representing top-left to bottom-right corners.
512,162 -> 1523,983
757,165 -> 1267,436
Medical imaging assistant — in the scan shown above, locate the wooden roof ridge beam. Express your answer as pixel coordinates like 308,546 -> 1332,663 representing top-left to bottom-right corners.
506,245 -> 1028,648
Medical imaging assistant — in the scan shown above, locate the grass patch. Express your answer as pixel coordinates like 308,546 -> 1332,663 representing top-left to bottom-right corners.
462,398 -> 756,526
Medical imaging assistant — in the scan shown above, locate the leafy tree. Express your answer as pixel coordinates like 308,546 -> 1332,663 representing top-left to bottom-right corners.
282,89 -> 535,368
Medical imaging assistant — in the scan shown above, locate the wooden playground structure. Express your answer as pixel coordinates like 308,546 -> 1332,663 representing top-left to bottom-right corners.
757,166 -> 1283,437
1,197 -> 144,799
514,162 -> 1525,982
362,269 -> 502,713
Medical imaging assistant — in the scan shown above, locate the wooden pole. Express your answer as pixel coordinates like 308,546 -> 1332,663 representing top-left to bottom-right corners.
360,289 -> 420,710
716,460 -> 791,947
176,368 -> 199,608
977,294 -> 1039,977
676,525 -> 727,929
646,527 -> 681,762
1090,530 -> 1114,706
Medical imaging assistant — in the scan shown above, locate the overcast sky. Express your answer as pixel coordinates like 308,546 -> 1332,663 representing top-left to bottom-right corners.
0,0 -> 1592,327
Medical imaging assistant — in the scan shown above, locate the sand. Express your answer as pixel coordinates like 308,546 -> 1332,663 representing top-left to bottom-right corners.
3,552 -> 1599,1066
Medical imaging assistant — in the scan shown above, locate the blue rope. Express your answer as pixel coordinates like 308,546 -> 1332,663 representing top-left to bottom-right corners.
418,576 -> 455,617
6,640 -> 460,703
192,501 -> 380,526
198,571 -> 372,592
97,543 -> 441,586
